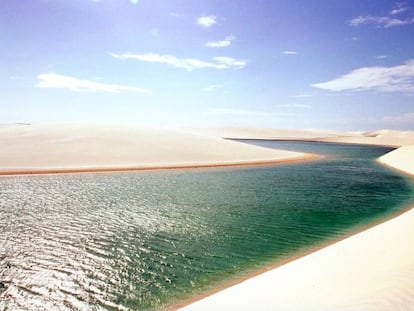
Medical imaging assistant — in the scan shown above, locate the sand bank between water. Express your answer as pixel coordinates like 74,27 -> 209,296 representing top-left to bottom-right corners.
0,124 -> 316,175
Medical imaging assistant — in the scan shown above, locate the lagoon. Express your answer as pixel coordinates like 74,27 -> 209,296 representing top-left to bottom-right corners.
1,141 -> 413,310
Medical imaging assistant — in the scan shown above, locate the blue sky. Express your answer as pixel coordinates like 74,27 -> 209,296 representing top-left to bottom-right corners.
1,0 -> 414,130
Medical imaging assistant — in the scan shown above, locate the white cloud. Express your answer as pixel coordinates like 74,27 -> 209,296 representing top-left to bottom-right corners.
111,52 -> 247,70
9,76 -> 24,80
213,56 -> 246,69
35,73 -> 151,93
206,36 -> 235,48
197,15 -> 217,28
210,109 -> 274,117
376,55 -> 388,59
151,28 -> 159,37
209,108 -> 304,117
312,60 -> 414,93
349,15 -> 414,28
275,104 -> 312,109
350,4 -> 413,27
204,84 -> 224,91
382,112 -> 414,123
170,12 -> 183,19
390,7 -> 407,15
290,94 -> 313,98
283,51 -> 298,55
94,0 -> 138,4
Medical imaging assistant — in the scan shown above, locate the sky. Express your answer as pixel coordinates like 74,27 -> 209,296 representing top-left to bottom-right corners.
1,0 -> 414,130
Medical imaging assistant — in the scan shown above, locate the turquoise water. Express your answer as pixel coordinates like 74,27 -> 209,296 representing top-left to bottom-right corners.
1,141 -> 414,310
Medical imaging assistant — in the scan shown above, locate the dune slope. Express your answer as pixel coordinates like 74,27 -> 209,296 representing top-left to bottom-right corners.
378,145 -> 414,176
0,124 -> 313,174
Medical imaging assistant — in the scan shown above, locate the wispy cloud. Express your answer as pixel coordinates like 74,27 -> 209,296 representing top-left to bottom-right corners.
204,84 -> 224,91
391,7 -> 407,15
35,73 -> 151,93
170,12 -> 183,18
283,50 -> 298,55
349,15 -> 414,28
210,108 -> 275,117
382,112 -> 414,123
351,111 -> 414,129
209,108 -> 304,117
275,104 -> 312,109
312,59 -> 414,93
111,52 -> 247,70
376,55 -> 388,59
290,94 -> 313,98
151,28 -> 159,37
9,75 -> 24,80
213,57 -> 246,69
197,15 -> 217,28
206,36 -> 235,48
350,3 -> 413,28
390,3 -> 408,15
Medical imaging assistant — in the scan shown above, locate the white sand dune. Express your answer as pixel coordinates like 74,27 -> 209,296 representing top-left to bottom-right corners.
379,145 -> 414,177
0,124 -> 313,175
193,127 -> 414,147
318,130 -> 414,147
188,127 -> 354,140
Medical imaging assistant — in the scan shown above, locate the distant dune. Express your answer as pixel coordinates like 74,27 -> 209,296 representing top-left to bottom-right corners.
317,129 -> 414,147
188,127 -> 354,140
191,127 -> 414,147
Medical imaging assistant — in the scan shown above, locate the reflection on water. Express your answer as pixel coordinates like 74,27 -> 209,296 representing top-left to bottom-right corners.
1,142 -> 413,310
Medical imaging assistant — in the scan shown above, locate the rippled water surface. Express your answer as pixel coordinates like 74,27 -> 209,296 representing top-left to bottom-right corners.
1,141 -> 414,310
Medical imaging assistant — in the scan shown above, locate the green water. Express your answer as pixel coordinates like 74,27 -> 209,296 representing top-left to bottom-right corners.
0,141 -> 413,310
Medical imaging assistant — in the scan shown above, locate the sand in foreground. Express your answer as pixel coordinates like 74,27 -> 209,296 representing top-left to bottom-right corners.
179,207 -> 414,311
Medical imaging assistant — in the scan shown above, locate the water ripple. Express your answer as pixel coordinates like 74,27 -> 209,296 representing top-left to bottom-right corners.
1,142 -> 413,310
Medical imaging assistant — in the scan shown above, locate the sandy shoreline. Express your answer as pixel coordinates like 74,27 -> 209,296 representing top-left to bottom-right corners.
0,155 -> 320,176
0,124 -> 316,176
